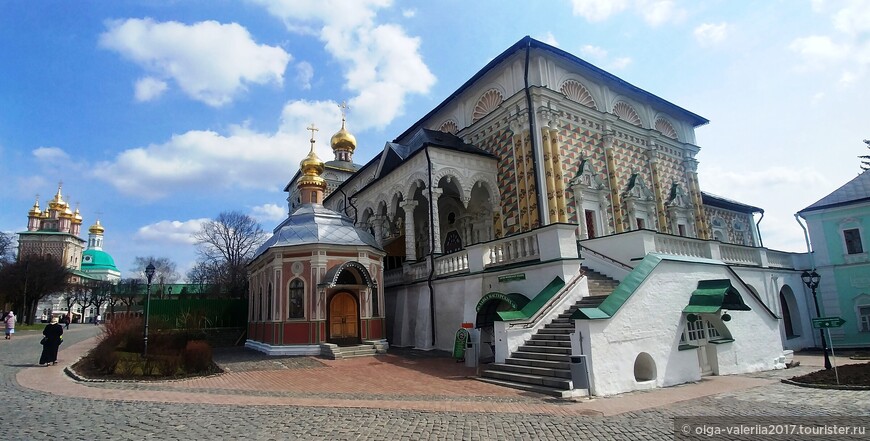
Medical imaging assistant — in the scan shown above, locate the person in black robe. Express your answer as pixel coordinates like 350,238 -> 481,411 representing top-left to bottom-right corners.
39,316 -> 64,366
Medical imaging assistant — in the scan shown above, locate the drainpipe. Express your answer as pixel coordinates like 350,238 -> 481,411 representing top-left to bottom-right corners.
425,146 -> 437,347
754,210 -> 765,248
523,39 -> 546,226
795,213 -> 819,348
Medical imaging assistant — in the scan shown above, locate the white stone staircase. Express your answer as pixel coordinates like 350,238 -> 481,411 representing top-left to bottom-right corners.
478,267 -> 618,397
319,339 -> 388,360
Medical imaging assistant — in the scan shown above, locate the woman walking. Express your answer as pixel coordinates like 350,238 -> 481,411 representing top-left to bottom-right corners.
4,311 -> 15,339
39,316 -> 64,366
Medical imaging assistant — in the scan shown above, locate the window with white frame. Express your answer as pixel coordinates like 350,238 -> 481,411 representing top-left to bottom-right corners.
288,279 -> 304,319
860,305 -> 870,332
844,228 -> 864,255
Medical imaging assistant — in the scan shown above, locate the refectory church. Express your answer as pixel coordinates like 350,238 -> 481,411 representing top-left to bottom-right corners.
246,37 -> 813,397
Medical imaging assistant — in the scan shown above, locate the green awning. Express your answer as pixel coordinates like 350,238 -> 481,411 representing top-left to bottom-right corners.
475,292 -> 530,312
683,279 -> 751,314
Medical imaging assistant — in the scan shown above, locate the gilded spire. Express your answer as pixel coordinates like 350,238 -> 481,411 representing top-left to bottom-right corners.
28,195 -> 42,217
297,124 -> 326,204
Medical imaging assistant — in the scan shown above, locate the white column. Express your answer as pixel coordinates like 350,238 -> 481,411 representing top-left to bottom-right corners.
401,200 -> 418,261
428,188 -> 444,254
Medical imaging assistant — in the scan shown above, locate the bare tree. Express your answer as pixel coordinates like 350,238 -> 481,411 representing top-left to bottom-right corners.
0,256 -> 70,325
193,211 -> 265,298
114,278 -> 143,314
132,256 -> 179,299
0,232 -> 14,264
861,139 -> 869,171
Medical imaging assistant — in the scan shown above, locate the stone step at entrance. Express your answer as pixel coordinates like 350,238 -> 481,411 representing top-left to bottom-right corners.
479,266 -> 619,397
320,340 -> 388,360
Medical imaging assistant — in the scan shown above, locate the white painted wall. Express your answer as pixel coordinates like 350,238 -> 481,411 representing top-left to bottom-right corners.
577,260 -> 784,396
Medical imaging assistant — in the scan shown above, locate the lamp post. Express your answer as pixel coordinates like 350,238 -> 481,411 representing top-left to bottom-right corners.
801,269 -> 831,370
143,263 -> 155,358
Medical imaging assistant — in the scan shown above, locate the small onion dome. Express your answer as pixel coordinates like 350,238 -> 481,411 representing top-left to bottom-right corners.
298,147 -> 326,189
28,199 -> 42,217
49,187 -> 67,210
72,207 -> 83,224
330,119 -> 356,153
89,219 -> 105,234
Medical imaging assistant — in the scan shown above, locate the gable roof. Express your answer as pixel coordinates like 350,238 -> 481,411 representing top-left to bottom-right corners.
702,191 -> 763,214
394,36 -> 708,143
799,170 -> 870,213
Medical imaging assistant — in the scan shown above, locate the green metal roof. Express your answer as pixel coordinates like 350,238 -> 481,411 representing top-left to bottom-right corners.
82,249 -> 119,271
498,276 -> 565,321
683,279 -> 751,314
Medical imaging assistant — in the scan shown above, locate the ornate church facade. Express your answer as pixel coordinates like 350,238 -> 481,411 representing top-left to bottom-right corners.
253,37 -> 815,396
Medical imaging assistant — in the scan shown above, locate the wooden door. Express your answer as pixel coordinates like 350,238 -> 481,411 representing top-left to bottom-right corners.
329,292 -> 359,344
584,210 -> 596,239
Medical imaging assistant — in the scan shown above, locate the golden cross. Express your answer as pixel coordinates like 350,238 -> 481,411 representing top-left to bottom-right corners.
307,123 -> 318,141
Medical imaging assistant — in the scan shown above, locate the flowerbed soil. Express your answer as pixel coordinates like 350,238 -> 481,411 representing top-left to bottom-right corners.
789,362 -> 870,386
71,356 -> 222,381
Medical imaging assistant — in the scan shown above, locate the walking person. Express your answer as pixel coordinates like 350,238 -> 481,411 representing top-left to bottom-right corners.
61,313 -> 70,330
39,316 -> 64,366
4,311 -> 15,340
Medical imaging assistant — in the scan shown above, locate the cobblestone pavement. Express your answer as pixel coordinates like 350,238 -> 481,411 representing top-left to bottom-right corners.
1,326 -> 867,440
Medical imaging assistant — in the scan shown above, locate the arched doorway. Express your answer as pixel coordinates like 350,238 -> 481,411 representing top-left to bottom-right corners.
475,292 -> 530,361
779,285 -> 801,339
329,292 -> 359,345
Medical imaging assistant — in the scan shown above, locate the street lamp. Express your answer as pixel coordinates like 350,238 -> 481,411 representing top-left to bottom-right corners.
801,269 -> 831,370
143,262 -> 156,358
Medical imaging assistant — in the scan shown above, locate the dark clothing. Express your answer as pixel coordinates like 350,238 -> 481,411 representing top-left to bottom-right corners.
39,323 -> 64,365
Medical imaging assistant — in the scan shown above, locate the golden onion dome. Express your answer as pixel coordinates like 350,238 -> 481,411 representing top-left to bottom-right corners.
49,185 -> 66,210
73,207 -> 83,224
330,118 -> 356,153
28,199 -> 42,217
298,147 -> 326,188
89,219 -> 105,234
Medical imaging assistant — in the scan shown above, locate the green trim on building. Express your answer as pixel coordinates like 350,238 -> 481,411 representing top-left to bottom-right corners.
683,279 -> 751,314
498,277 -> 565,321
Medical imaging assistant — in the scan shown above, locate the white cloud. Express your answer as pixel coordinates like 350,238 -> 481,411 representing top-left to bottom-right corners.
135,218 -> 208,245
789,35 -> 851,66
609,57 -> 633,70
832,0 -> 870,35
402,9 -> 416,18
791,1 -> 870,84
250,0 -> 435,129
32,147 -> 70,163
295,61 -> 314,90
570,0 -> 684,25
579,45 -> 630,70
570,0 -> 629,22
91,100 -> 343,200
251,203 -> 286,222
100,18 -> 291,107
638,0 -> 686,26
537,32 -> 559,47
134,76 -> 168,102
694,22 -> 729,46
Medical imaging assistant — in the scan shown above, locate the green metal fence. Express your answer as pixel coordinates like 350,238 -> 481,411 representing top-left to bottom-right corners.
147,298 -> 247,329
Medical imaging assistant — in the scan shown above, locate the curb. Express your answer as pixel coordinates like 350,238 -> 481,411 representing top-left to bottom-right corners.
780,378 -> 870,391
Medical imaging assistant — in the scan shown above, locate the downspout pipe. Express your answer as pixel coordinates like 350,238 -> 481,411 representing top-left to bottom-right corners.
795,213 -> 820,348
425,146 -> 437,347
524,39 -> 545,226
755,210 -> 765,248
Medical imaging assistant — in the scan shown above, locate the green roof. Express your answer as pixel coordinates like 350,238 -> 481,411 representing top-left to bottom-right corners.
683,279 -> 751,314
498,277 -> 565,321
82,249 -> 119,271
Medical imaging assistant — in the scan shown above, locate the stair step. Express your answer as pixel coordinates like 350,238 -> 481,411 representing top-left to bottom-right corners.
481,369 -> 572,389
525,339 -> 571,348
476,377 -> 566,398
512,350 -> 572,362
488,362 -> 572,379
506,357 -> 570,370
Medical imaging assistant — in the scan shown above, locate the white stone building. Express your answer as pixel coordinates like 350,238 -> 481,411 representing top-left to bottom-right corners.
275,36 -> 813,397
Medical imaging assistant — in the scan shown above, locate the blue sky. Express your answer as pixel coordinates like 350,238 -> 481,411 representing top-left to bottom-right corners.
2,0 -> 868,279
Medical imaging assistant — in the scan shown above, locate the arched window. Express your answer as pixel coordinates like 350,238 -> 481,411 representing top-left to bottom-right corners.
288,279 -> 304,319
267,283 -> 273,321
257,286 -> 263,321
371,287 -> 379,318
